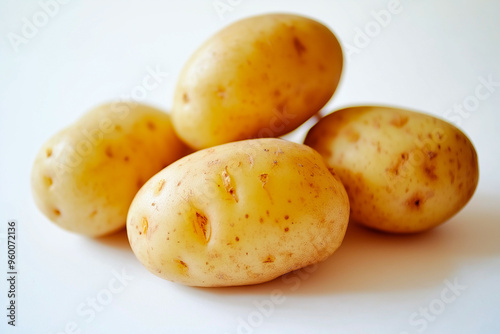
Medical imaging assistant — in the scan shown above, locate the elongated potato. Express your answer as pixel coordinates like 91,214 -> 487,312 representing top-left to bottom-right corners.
304,106 -> 479,233
31,103 -> 189,237
172,13 -> 343,149
127,138 -> 349,287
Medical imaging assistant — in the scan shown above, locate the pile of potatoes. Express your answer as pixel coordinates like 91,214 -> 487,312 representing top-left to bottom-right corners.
32,14 -> 478,287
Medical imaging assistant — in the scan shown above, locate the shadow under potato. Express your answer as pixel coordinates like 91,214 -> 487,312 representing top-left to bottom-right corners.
94,228 -> 131,251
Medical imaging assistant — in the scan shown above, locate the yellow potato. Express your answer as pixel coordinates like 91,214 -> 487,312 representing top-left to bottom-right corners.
172,13 -> 343,149
31,102 -> 189,237
304,106 -> 479,233
127,138 -> 349,287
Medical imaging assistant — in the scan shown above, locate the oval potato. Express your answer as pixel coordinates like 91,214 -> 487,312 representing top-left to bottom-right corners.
31,103 -> 189,237
172,13 -> 343,149
304,106 -> 479,233
127,138 -> 349,287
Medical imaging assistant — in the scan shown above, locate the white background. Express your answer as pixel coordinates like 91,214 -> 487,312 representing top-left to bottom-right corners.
1,1 -> 500,333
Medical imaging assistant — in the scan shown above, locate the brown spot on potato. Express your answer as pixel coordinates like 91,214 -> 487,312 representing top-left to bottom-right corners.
45,148 -> 52,158
194,212 -> 211,242
259,217 -> 264,223
263,255 -> 275,263
284,215 -> 289,220
146,120 -> 156,131
284,227 -> 289,232
235,236 -> 240,242
222,166 -> 238,202
345,128 -> 360,142
174,259 -> 188,273
245,214 -> 249,219
182,92 -> 189,103
259,174 -> 268,187
155,179 -> 166,195
424,164 -> 438,180
105,146 -> 113,158
53,208 -> 61,216
216,86 -> 226,98
387,153 -> 409,176
406,193 -> 425,210
390,115 -> 409,128
427,151 -> 437,160
293,37 -> 306,56
123,156 -> 129,162
449,171 -> 455,184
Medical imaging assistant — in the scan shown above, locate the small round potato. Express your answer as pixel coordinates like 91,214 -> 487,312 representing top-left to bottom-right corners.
31,102 -> 189,237
172,13 -> 343,149
304,106 -> 479,233
127,138 -> 349,287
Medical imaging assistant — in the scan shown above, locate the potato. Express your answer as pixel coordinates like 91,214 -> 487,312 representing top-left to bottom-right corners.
171,13 -> 343,150
31,102 -> 189,237
304,106 -> 479,233
127,138 -> 349,287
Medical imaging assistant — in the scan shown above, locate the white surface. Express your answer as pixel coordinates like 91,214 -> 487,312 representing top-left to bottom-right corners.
1,1 -> 500,333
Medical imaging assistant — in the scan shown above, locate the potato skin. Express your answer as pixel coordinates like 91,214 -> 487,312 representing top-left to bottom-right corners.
127,138 -> 349,287
304,106 -> 479,233
172,13 -> 343,149
31,103 -> 189,237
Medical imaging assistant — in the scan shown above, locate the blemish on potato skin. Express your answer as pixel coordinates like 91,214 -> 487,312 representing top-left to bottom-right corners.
345,128 -> 360,142
293,37 -> 306,56
146,120 -> 156,131
427,151 -> 438,160
406,192 -> 426,210
155,179 -> 166,195
387,152 -> 409,176
43,176 -> 53,187
194,212 -> 211,242
424,164 -> 438,180
45,148 -> 52,158
259,174 -> 268,187
105,146 -> 113,158
142,217 -> 148,235
53,208 -> 61,216
182,92 -> 189,103
390,115 -> 409,128
174,259 -> 189,273
263,255 -> 275,263
222,166 -> 238,202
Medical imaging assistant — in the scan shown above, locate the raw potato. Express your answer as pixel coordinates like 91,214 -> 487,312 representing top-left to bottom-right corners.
31,103 -> 189,237
304,106 -> 479,233
127,138 -> 349,287
172,13 -> 343,149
